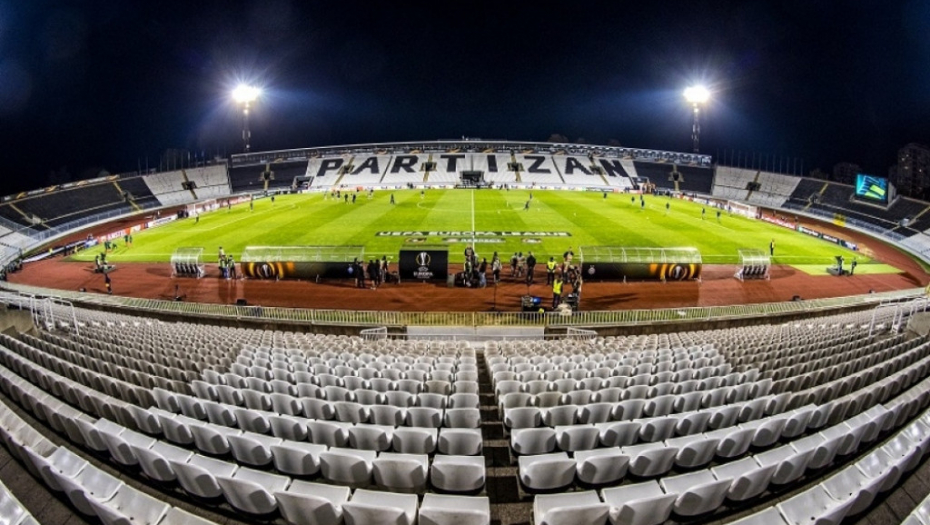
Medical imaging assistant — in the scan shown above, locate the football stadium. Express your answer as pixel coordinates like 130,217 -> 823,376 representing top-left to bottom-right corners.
3,4 -> 930,525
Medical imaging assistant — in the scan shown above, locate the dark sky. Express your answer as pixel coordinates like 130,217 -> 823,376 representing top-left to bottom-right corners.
0,0 -> 928,193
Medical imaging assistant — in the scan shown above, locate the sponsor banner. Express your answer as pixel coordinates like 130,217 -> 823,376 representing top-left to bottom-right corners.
580,262 -> 702,281
146,216 -> 177,229
244,261 -> 350,280
377,231 -> 571,237
442,238 -> 503,243
760,215 -> 795,229
399,249 -> 449,281
795,225 -> 859,251
404,238 -> 428,244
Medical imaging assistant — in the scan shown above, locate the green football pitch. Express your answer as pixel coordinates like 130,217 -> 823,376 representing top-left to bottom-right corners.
70,189 -> 887,270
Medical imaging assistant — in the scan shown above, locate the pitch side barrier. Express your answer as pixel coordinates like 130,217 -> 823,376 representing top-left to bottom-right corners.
240,245 -> 365,280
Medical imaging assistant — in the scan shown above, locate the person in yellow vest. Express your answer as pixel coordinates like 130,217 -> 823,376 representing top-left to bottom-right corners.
552,276 -> 563,309
546,257 -> 557,285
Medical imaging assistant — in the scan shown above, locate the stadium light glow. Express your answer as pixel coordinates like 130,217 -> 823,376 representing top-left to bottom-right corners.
683,85 -> 710,105
684,85 -> 710,153
232,84 -> 262,152
232,84 -> 261,104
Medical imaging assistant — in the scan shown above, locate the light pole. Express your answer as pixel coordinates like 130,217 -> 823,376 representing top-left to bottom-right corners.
232,84 -> 261,153
683,85 -> 710,154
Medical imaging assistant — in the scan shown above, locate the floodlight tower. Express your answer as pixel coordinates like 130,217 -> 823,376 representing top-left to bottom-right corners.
233,84 -> 261,153
683,85 -> 710,153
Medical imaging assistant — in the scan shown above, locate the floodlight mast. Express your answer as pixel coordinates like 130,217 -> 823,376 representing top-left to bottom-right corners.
684,85 -> 709,153
233,85 -> 261,153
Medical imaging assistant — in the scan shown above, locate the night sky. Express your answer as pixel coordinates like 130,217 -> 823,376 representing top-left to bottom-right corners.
0,1 -> 928,194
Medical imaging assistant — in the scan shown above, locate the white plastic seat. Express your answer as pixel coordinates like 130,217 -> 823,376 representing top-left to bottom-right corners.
612,399 -> 646,421
505,407 -> 542,429
86,484 -> 170,525
217,467 -> 289,515
22,445 -> 87,493
233,407 -> 272,434
190,423 -> 240,455
512,427 -> 557,455
393,427 -> 438,454
666,434 -> 720,468
575,447 -> 630,485
268,415 -> 309,441
370,405 -> 406,426
227,431 -> 283,467
373,452 -> 429,491
712,456 -> 776,502
308,420 -> 351,448
300,398 -> 336,420
420,494 -> 491,525
348,424 -> 394,452
776,484 -> 855,525
438,428 -> 483,456
675,411 -> 712,436
856,447 -> 904,493
97,424 -> 156,466
343,489 -> 418,525
170,454 -> 237,499
445,408 -> 481,428
660,469 -> 732,517
132,441 -> 192,482
430,454 -> 486,492
705,427 -> 754,458
638,417 -> 677,443
320,448 -> 377,485
822,463 -> 888,516
519,452 -> 576,490
544,405 -> 578,426
49,465 -> 123,516
601,480 -> 676,525
534,490 -> 609,525
596,421 -> 640,447
407,407 -> 443,428
274,480 -> 351,525
556,425 -> 600,452
622,442 -> 678,477
791,433 -> 840,470
450,393 -> 480,409
755,446 -> 815,485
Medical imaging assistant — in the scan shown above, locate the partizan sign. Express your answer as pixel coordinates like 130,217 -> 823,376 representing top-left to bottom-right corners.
378,231 -> 571,237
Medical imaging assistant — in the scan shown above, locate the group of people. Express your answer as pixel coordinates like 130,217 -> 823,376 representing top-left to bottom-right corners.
350,257 -> 392,289
217,247 -> 237,280
508,251 -> 538,284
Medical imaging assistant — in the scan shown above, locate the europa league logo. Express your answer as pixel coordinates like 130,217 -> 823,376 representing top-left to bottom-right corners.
416,252 -> 431,267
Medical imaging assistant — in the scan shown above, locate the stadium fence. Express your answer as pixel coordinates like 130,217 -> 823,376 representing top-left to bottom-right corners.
0,281 -> 922,329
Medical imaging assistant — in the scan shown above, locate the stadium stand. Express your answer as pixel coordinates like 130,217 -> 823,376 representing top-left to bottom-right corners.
229,161 -> 305,193
515,154 -> 564,185
6,182 -> 132,227
185,166 -> 231,200
636,161 -> 715,194
471,153 -> 518,184
712,168 -> 800,209
0,293 -> 928,525
422,154 -> 461,185
143,170 -> 193,207
112,175 -> 159,211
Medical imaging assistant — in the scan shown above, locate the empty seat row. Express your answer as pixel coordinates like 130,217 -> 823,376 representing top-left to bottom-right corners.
529,403 -> 930,525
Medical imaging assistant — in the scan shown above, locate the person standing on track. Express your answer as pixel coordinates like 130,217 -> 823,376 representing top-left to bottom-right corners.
526,252 -> 537,285
104,272 -> 112,295
546,257 -> 556,285
552,275 -> 563,309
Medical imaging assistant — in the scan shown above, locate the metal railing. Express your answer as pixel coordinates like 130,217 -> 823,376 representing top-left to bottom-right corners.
0,281 -> 922,328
